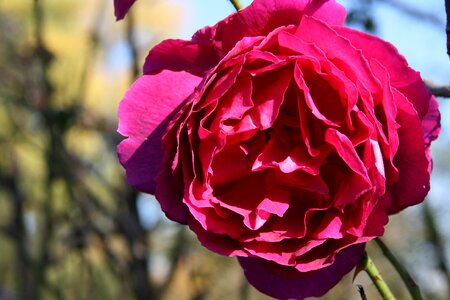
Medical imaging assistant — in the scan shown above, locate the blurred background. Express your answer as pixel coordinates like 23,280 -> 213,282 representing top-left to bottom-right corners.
0,0 -> 449,299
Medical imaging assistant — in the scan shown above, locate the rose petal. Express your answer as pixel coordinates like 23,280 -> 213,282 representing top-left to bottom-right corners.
114,0 -> 136,21
212,172 -> 291,230
422,95 -> 441,149
143,38 -> 222,76
117,70 -> 202,194
333,26 -> 435,120
296,16 -> 381,97
187,215 -> 247,256
238,243 -> 365,300
324,128 -> 372,201
389,88 -> 431,213
219,0 -> 346,52
144,0 -> 345,76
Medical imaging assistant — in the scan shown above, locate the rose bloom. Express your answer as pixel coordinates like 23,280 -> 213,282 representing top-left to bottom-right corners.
117,0 -> 440,298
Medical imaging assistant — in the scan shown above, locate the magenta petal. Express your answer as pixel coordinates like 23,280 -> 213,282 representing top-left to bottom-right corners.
238,243 -> 365,300
333,26 -> 433,119
389,89 -> 430,213
143,0 -> 345,75
422,95 -> 440,148
187,215 -> 247,257
143,37 -> 221,76
114,0 -> 136,21
117,70 -> 202,194
218,0 -> 346,52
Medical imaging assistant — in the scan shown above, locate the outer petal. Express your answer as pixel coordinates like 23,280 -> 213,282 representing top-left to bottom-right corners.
187,215 -> 248,257
114,0 -> 136,21
117,70 -> 202,194
389,89 -> 430,213
238,243 -> 365,300
421,95 -> 440,148
218,0 -> 346,52
143,0 -> 346,75
143,37 -> 221,76
333,26 -> 441,188
333,26 -> 435,121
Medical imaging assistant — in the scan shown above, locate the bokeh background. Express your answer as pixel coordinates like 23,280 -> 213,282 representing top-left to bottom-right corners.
0,0 -> 449,299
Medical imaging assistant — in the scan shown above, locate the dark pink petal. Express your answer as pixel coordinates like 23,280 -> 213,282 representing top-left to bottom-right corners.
210,144 -> 251,187
250,67 -> 292,129
334,27 -> 440,173
117,70 -> 202,194
218,0 -> 346,52
187,215 -> 247,256
143,38 -> 222,76
333,26 -> 434,119
242,239 -> 326,267
389,89 -> 430,213
311,210 -> 344,239
238,243 -> 365,300
212,172 -> 291,230
144,0 -> 345,76
296,16 -> 381,96
206,72 -> 254,134
325,129 -> 371,188
421,95 -> 440,149
294,60 -> 340,127
155,107 -> 192,224
114,0 -> 136,21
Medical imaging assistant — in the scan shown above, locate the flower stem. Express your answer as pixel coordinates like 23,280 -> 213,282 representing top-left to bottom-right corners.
229,0 -> 243,11
362,251 -> 396,300
375,238 -> 424,300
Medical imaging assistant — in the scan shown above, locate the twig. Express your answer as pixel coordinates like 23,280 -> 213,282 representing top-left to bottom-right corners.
357,284 -> 368,300
446,0 -> 450,57
229,0 -> 243,11
362,251 -> 396,300
77,0 -> 106,102
425,81 -> 450,98
422,203 -> 450,291
121,8 -> 154,299
375,238 -> 423,300
33,0 -> 57,298
0,160 -> 37,299
156,227 -> 188,298
125,10 -> 139,80
379,0 -> 445,28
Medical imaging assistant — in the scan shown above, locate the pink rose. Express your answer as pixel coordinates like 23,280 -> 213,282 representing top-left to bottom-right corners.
117,0 -> 440,298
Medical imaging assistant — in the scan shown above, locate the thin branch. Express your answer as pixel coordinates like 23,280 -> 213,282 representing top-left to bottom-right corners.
0,160 -> 37,299
229,0 -> 243,11
126,10 -> 139,80
122,8 -> 154,299
379,0 -> 445,28
422,203 -> 450,291
157,227 -> 188,298
425,81 -> 450,98
357,284 -> 368,300
375,238 -> 423,300
33,0 -> 57,298
446,0 -> 450,57
77,0 -> 106,102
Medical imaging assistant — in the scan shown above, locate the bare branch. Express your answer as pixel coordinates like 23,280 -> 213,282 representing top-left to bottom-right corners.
126,10 -> 139,80
379,0 -> 445,28
446,0 -> 450,57
425,81 -> 450,98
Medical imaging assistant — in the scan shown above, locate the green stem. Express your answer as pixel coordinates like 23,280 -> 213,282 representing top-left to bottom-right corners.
375,238 -> 424,300
229,0 -> 243,11
362,252 -> 396,300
